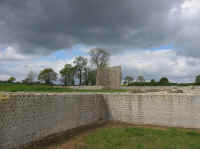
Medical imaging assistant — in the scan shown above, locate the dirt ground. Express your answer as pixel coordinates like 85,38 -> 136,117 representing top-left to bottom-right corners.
24,123 -> 107,149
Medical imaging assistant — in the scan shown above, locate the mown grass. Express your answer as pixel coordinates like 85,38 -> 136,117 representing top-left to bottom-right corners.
0,83 -> 128,93
79,126 -> 200,149
27,124 -> 200,149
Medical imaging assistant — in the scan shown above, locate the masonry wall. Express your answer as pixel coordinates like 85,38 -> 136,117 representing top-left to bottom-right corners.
0,93 -> 108,149
65,86 -> 103,90
1,93 -> 200,149
104,94 -> 200,129
120,86 -> 198,90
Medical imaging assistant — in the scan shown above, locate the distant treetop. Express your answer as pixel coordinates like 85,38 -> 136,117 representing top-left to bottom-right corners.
38,68 -> 57,85
89,48 -> 110,68
159,77 -> 169,83
8,77 -> 16,83
137,76 -> 145,82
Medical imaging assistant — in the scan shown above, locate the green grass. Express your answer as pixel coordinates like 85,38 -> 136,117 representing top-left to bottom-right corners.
79,126 -> 200,149
0,83 -> 128,93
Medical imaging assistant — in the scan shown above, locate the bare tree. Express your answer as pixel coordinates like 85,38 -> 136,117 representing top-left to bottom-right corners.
89,48 -> 110,68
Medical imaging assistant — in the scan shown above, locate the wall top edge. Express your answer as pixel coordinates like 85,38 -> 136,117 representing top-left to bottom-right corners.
1,92 -> 200,96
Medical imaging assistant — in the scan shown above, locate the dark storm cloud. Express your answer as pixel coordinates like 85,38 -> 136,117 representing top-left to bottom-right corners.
0,0 -> 184,56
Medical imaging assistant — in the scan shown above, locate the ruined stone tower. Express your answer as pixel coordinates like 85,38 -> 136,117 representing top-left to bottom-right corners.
96,66 -> 122,89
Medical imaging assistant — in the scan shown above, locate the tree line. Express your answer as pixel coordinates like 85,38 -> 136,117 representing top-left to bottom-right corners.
124,75 -> 200,86
2,48 -> 110,86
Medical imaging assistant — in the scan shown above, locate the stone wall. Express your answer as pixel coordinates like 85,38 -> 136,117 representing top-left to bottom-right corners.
0,93 -> 108,149
96,66 -> 122,89
64,86 -> 103,90
120,86 -> 200,94
1,93 -> 200,149
55,85 -> 200,92
104,94 -> 200,129
121,86 -> 197,90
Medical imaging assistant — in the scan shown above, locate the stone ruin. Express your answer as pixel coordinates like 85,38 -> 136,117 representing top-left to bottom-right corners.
96,66 -> 122,89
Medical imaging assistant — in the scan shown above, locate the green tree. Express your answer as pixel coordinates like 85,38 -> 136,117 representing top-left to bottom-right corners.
83,67 -> 89,85
73,56 -> 88,85
88,69 -> 97,85
124,76 -> 134,85
137,76 -> 145,82
60,64 -> 75,86
8,77 -> 16,83
89,48 -> 110,68
195,75 -> 200,84
159,77 -> 169,84
38,68 -> 57,84
83,68 -> 97,85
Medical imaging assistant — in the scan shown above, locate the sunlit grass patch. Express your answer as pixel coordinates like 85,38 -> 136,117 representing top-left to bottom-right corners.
79,126 -> 200,149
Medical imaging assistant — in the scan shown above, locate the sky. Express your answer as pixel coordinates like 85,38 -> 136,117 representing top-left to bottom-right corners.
0,0 -> 200,82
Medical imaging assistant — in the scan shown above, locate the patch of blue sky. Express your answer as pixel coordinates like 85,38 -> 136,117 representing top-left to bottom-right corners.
0,47 -> 7,52
152,44 -> 174,50
37,44 -> 90,62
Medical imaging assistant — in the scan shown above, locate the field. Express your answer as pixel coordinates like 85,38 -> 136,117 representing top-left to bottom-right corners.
0,83 -> 127,93
0,83 -> 193,94
27,123 -> 200,149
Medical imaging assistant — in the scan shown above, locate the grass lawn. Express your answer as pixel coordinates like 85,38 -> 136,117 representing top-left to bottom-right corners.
0,83 -> 128,93
27,123 -> 200,149
80,126 -> 200,149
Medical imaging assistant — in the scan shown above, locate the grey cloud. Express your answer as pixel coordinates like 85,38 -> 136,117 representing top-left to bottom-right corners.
175,24 -> 200,58
110,49 -> 200,83
0,0 -> 184,56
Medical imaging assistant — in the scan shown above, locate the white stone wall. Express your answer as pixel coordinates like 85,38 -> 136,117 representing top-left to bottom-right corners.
1,93 -> 200,149
104,94 -> 200,128
0,93 -> 107,149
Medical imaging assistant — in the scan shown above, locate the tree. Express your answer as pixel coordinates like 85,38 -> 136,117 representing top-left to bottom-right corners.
8,77 -> 16,83
159,77 -> 169,84
88,69 -> 97,85
38,68 -> 57,84
25,71 -> 37,84
73,56 -> 88,85
83,68 -> 97,85
60,64 -> 75,86
195,75 -> 200,84
150,79 -> 156,83
124,76 -> 134,85
83,67 -> 90,85
137,76 -> 145,82
89,48 -> 110,68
